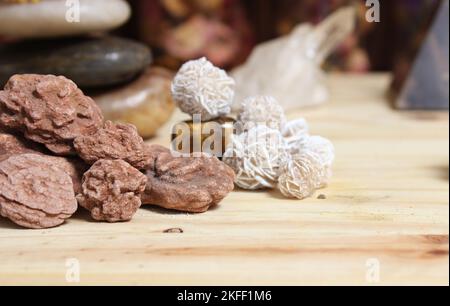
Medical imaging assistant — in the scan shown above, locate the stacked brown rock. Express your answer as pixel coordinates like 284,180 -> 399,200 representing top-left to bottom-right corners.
74,120 -> 151,170
0,74 -> 103,155
0,74 -> 235,229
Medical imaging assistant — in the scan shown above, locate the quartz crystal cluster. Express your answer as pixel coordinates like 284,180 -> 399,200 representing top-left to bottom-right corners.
231,7 -> 355,111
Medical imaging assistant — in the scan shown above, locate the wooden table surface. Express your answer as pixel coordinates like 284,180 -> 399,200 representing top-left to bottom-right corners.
0,73 -> 448,286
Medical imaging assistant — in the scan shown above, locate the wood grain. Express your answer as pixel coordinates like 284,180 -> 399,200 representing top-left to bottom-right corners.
0,73 -> 448,285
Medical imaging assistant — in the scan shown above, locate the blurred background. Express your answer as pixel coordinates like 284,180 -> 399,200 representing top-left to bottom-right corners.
124,0 -> 442,73
0,0 -> 448,137
0,0 -> 444,73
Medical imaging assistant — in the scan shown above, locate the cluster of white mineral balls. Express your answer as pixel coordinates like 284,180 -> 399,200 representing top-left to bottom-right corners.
171,57 -> 335,199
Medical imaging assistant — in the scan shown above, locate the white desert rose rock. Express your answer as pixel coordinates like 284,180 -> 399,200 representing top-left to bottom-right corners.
290,135 -> 335,167
237,95 -> 286,133
278,152 -> 325,199
171,57 -> 235,120
280,134 -> 335,194
223,125 -> 289,190
282,118 -> 309,150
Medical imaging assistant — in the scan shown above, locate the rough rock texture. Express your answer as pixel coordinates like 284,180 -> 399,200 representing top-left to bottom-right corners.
237,96 -> 286,132
278,152 -> 324,200
77,159 -> 147,222
0,132 -> 88,193
0,74 -> 103,155
282,118 -> 309,152
171,57 -> 235,120
286,135 -> 334,189
223,125 -> 289,190
142,145 -> 235,213
74,120 -> 150,170
45,156 -> 88,195
145,144 -> 170,163
0,132 -> 44,159
0,154 -> 78,229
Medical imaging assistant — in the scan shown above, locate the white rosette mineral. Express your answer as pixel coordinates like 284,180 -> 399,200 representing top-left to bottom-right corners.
171,57 -> 235,121
223,125 -> 289,190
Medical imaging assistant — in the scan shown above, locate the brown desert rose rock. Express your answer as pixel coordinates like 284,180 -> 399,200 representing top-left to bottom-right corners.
0,131 -> 45,159
44,155 -> 88,195
142,145 -> 235,213
0,153 -> 78,229
74,120 -> 150,170
145,144 -> 171,163
0,74 -> 103,155
0,132 -> 87,193
77,159 -> 147,222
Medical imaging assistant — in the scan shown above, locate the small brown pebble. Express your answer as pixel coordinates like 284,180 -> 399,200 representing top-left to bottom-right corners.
317,194 -> 327,200
77,159 -> 147,222
163,228 -> 184,233
74,120 -> 150,169
0,154 -> 78,229
0,74 -> 103,155
142,145 -> 235,213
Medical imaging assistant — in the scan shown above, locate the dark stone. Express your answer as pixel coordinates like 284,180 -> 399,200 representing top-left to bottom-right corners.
0,36 -> 152,88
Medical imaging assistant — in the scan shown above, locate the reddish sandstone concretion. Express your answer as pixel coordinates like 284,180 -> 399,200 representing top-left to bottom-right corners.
142,145 -> 235,213
0,132 -> 45,159
0,74 -> 103,155
77,159 -> 147,222
45,155 -> 88,195
74,120 -> 150,170
0,132 -> 87,194
0,154 -> 78,229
